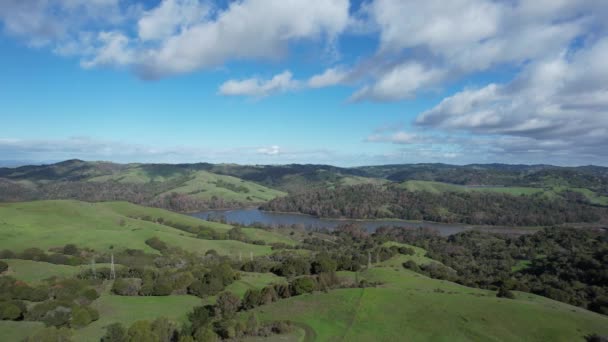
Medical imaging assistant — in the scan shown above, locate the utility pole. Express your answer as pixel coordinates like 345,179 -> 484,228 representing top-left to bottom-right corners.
91,257 -> 96,280
110,253 -> 116,280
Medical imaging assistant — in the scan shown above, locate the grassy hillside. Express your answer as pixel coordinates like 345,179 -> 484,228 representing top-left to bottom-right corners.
249,266 -> 608,341
75,292 -> 202,341
157,170 -> 285,202
89,167 -> 286,205
0,200 -> 292,256
400,180 -> 608,205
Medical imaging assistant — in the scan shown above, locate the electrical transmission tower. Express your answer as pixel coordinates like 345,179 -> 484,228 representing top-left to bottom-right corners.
110,253 -> 116,280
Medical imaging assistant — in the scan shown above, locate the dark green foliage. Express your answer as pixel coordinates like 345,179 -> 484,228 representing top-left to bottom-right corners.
101,323 -> 127,342
497,287 -> 515,299
145,237 -> 168,252
151,317 -> 178,342
290,277 -> 316,295
112,278 -> 142,296
242,289 -> 262,310
216,292 -> 240,319
128,320 -> 160,342
0,301 -> 23,320
0,260 -> 8,273
262,184 -> 607,226
71,307 -> 93,327
311,253 -> 338,274
62,244 -> 79,255
402,260 -> 420,271
380,226 -> 608,315
187,305 -> 214,329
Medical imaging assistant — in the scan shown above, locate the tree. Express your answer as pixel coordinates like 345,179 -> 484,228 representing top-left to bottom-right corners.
242,289 -> 262,310
151,317 -> 178,342
246,313 -> 259,335
497,286 -> 515,299
311,253 -> 337,274
291,277 -> 315,295
128,320 -> 160,342
0,302 -> 22,320
0,260 -> 8,273
187,305 -> 213,329
62,244 -> 79,255
102,323 -> 127,342
71,307 -> 92,327
216,292 -> 240,319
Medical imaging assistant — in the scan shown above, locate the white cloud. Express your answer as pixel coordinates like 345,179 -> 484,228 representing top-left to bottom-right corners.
80,31 -> 134,68
414,37 -> 608,160
345,0 -> 605,102
308,67 -> 349,88
219,71 -> 300,97
257,145 -> 281,156
350,62 -> 444,101
138,0 -> 209,41
138,0 -> 350,78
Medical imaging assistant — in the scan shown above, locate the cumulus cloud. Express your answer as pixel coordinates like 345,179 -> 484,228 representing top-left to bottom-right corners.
0,0 -> 350,78
138,0 -> 210,41
347,0 -> 606,101
416,38 -> 608,143
308,67 -> 349,88
137,0 -> 350,78
350,62 -> 444,101
80,31 -> 134,68
0,0 -> 123,46
219,71 -> 300,97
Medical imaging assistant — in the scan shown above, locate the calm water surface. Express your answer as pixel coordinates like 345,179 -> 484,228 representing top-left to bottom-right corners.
191,208 -> 534,236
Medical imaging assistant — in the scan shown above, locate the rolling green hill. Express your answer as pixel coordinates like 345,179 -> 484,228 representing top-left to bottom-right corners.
248,265 -> 608,341
0,200 -> 296,256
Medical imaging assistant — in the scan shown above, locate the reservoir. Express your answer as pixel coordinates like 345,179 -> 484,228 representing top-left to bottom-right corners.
191,208 -> 534,236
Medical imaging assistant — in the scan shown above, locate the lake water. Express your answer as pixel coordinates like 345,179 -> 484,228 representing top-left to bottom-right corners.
191,208 -> 533,236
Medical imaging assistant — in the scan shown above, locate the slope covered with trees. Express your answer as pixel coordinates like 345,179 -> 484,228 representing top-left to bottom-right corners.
262,184 -> 608,226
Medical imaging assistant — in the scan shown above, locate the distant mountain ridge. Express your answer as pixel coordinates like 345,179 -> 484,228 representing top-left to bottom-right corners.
1,160 -> 607,212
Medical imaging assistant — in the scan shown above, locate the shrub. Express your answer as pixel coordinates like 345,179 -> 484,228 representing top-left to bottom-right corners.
290,277 -> 315,296
62,244 -> 79,256
0,302 -> 23,320
112,278 -> 142,296
71,307 -> 92,327
497,287 -> 515,299
0,260 -> 8,273
402,260 -> 420,272
101,322 -> 127,342
145,237 -> 168,252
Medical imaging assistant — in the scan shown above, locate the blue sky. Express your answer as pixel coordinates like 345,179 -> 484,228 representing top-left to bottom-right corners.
1,0 -> 607,166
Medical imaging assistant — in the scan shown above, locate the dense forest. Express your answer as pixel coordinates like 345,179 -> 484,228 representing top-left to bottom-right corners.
262,184 -> 608,226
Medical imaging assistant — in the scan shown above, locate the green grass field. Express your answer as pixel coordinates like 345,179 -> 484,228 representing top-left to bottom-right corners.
381,242 -> 440,266
0,321 -> 46,341
74,291 -> 203,341
225,272 -> 287,297
0,259 -> 110,283
249,267 -> 608,341
0,200 -> 284,257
